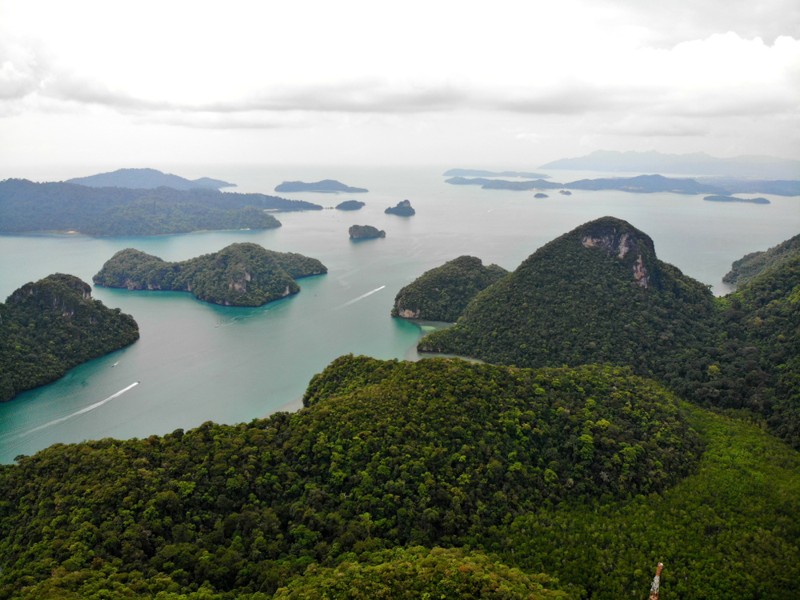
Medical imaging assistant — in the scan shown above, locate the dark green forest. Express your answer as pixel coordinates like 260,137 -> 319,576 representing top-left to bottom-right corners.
419,217 -> 800,448
0,357 -> 797,598
0,274 -> 139,402
392,255 -> 507,322
0,179 -> 322,236
722,232 -> 800,285
93,243 -> 327,307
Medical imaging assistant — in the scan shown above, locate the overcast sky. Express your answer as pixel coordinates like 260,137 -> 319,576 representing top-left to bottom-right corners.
1,0 -> 798,175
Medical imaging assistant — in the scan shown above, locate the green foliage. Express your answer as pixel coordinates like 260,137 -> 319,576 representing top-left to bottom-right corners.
93,243 -> 327,307
419,218 -> 800,448
274,546 -> 568,599
0,274 -> 139,401
392,255 -> 508,322
0,179 -> 322,236
723,232 -> 800,286
0,357 -> 703,597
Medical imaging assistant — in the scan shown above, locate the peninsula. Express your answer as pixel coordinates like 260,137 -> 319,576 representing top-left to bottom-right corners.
67,168 -> 235,191
93,243 -> 327,307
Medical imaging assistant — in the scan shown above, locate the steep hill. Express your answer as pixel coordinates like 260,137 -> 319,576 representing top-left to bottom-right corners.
93,243 -> 326,307
67,168 -> 235,190
0,274 -> 139,401
419,217 -> 718,397
392,255 -> 508,321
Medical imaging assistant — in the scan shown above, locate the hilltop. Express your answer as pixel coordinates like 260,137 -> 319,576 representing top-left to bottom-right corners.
93,243 -> 326,307
67,168 -> 236,191
0,274 -> 139,401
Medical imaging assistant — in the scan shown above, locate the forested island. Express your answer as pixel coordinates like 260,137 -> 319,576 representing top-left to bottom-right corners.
348,225 -> 385,240
385,199 -> 415,216
335,200 -> 365,211
0,179 -> 322,236
392,256 -> 507,321
93,243 -> 327,307
275,180 -> 368,193
447,173 -> 799,196
0,274 -> 139,402
67,168 -> 236,191
703,194 -> 770,204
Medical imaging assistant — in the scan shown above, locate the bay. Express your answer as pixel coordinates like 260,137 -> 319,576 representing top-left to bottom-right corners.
1,165 -> 798,463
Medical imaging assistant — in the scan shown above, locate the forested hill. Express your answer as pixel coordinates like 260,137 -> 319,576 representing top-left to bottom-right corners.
93,243 -> 327,307
392,255 -> 508,321
419,216 -> 718,389
723,232 -> 800,286
419,218 -> 800,449
67,168 -> 235,191
0,274 -> 139,402
0,179 -> 322,236
0,357 -> 709,598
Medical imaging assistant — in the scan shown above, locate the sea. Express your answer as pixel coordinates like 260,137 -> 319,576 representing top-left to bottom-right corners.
1,164 -> 798,463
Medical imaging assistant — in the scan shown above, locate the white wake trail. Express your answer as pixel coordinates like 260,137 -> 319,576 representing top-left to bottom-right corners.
17,381 -> 140,438
336,285 -> 386,309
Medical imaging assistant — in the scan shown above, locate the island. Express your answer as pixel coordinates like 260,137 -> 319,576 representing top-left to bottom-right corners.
534,192 -> 549,198
336,200 -> 366,211
443,168 -> 550,179
0,274 -> 139,402
385,199 -> 415,216
93,243 -> 327,307
275,179 -> 368,193
67,168 -> 236,191
392,255 -> 507,322
348,225 -> 385,240
559,190 -> 572,195
0,179 -> 323,236
703,195 -> 770,204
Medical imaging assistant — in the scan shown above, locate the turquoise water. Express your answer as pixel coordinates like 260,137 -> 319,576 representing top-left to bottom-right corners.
1,165 -> 798,462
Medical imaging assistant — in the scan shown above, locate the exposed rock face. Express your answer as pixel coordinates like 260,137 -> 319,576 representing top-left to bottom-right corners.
580,219 -> 656,288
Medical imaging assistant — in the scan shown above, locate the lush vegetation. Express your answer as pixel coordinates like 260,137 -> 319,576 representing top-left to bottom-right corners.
392,255 -> 507,321
0,179 -> 322,236
419,217 -> 800,449
722,232 -> 800,286
93,243 -> 327,307
0,274 -> 139,401
0,357 -> 711,598
348,225 -> 385,240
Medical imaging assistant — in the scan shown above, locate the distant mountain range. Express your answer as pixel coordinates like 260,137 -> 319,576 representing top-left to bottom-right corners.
540,150 -> 800,180
67,168 -> 236,191
275,180 -> 368,193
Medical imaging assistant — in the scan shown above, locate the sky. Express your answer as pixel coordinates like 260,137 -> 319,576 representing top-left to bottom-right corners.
0,0 -> 798,176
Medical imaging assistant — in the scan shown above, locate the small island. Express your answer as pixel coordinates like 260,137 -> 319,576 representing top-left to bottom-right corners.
703,195 -> 770,204
392,256 -> 507,322
443,168 -> 550,179
534,192 -> 549,198
559,190 -> 572,195
275,180 -> 368,193
385,199 -> 415,216
93,243 -> 327,307
349,225 -> 385,240
0,274 -> 139,401
336,200 -> 366,211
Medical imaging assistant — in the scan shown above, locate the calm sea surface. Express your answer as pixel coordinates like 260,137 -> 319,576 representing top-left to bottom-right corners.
1,165 -> 798,462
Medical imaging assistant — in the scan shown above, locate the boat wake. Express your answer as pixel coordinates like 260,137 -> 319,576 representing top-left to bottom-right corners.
16,381 -> 140,439
336,285 -> 386,309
